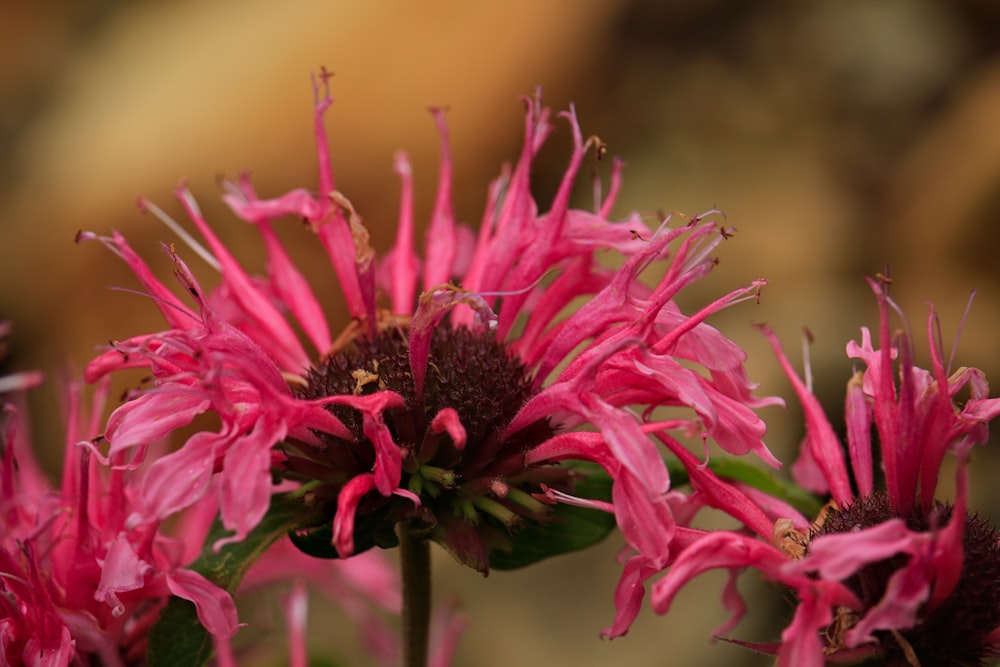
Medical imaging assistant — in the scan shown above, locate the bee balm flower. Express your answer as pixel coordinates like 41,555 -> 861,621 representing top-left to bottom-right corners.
650,279 -> 1000,667
82,72 -> 778,606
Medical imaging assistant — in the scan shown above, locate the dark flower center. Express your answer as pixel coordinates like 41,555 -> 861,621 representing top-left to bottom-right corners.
299,325 -> 553,471
291,325 -> 560,569
811,492 -> 1000,667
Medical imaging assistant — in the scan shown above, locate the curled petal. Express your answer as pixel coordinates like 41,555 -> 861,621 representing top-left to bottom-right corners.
365,411 -> 403,497
788,519 -> 916,580
103,391 -> 210,465
333,474 -> 378,558
408,286 -> 497,401
429,408 -> 466,451
613,470 -> 676,562
215,416 -> 287,551
601,554 -> 659,639
165,569 -> 241,641
94,534 -> 153,616
129,428 -> 224,526
651,532 -> 787,615
777,586 -> 837,667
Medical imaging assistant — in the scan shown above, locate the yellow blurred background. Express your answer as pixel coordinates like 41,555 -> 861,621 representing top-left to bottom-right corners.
3,1 -> 1000,664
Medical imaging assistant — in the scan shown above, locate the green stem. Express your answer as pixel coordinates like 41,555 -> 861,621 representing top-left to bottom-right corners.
397,521 -> 431,667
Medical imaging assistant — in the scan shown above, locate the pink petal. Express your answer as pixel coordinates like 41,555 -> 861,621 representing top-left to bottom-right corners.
715,567 -> 748,638
23,625 -> 75,667
429,408 -> 466,451
364,410 -> 403,497
215,416 -> 286,550
422,109 -> 457,291
95,534 -> 153,616
165,569 -> 241,640
613,470 -> 676,561
759,324 -> 853,506
492,105 -> 590,340
381,150 -> 420,314
579,391 -> 670,495
175,187 -> 310,371
131,428 -> 226,525
324,392 -> 406,497
332,474 -> 378,557
788,519 -> 918,580
844,553 -> 930,648
650,532 -> 786,615
601,554 -> 658,639
257,220 -> 333,356
655,431 -> 773,540
927,460 -> 967,609
103,390 -> 209,463
844,372 -> 874,496
776,587 -> 835,667
459,93 -> 551,300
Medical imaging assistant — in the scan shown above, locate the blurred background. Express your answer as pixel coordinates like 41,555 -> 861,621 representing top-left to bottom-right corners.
3,0 -> 1000,664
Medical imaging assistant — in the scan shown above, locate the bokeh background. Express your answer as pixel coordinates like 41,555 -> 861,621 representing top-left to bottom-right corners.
3,0 -> 1000,664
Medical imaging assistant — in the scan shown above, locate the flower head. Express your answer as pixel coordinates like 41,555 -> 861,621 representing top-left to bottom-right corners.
649,279 -> 1000,666
82,72 -> 777,600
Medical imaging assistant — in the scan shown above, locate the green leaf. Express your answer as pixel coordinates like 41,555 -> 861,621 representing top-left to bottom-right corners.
489,463 -> 616,570
147,493 -> 307,667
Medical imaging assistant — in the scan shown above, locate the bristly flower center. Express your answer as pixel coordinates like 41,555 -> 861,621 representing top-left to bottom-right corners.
301,325 -> 550,467
810,492 -> 1000,667
291,325 -> 560,569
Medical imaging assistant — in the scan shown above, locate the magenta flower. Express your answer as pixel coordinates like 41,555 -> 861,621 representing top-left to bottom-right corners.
649,279 -> 1000,666
81,73 -> 777,619
0,326 -> 238,666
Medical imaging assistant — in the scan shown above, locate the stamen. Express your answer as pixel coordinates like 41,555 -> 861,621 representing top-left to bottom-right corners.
505,486 -> 548,514
948,291 -> 976,376
472,496 -> 518,527
139,198 -> 220,271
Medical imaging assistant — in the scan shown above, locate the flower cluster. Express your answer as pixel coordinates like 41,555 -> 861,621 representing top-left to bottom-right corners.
11,68 -> 1000,665
645,279 -> 1000,666
80,71 -> 779,641
0,324 -> 237,666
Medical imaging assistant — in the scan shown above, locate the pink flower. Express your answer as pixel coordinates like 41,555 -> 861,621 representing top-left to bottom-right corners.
82,72 -> 777,621
0,325 -> 238,666
648,278 -> 1000,666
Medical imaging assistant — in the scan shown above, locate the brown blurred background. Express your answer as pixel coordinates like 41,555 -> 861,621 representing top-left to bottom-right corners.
3,0 -> 1000,664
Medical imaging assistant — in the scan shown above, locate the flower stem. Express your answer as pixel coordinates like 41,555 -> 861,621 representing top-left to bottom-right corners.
397,521 -> 431,667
